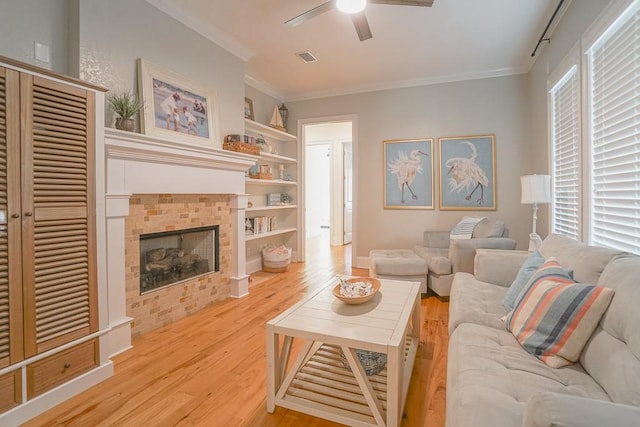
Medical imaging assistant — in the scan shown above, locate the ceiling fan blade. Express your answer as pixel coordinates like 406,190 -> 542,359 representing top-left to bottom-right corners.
285,1 -> 335,27
369,0 -> 434,6
351,12 -> 372,41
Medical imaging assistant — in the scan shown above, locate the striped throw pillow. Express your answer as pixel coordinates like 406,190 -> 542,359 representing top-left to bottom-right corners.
510,258 -> 574,309
506,276 -> 614,368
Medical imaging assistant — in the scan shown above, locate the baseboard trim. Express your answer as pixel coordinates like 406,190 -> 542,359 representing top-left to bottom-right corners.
355,255 -> 370,270
0,362 -> 114,426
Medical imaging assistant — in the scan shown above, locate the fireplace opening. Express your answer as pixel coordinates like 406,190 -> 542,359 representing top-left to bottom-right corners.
139,225 -> 219,294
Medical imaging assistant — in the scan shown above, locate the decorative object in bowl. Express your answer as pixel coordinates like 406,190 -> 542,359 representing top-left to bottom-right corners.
333,277 -> 381,305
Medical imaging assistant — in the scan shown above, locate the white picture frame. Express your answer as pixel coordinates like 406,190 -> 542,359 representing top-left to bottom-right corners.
138,58 -> 220,146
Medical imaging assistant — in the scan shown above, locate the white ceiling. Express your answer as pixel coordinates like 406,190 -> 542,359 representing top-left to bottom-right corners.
148,0 -> 560,101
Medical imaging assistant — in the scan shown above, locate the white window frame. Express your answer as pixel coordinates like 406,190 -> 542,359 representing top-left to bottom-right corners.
583,0 -> 640,253
547,0 -> 640,254
548,45 -> 582,241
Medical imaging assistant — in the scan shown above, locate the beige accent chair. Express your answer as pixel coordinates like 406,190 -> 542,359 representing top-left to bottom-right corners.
370,219 -> 517,297
413,219 -> 516,296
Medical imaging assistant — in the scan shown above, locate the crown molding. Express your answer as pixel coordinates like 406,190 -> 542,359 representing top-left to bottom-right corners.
284,66 -> 527,102
146,0 -> 254,62
245,74 -> 285,100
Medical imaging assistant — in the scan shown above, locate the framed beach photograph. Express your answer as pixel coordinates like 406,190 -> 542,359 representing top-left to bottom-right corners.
439,135 -> 496,210
383,138 -> 434,209
244,97 -> 254,120
138,58 -> 219,146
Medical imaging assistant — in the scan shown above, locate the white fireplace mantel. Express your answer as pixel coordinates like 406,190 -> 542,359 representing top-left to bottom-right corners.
105,128 -> 256,195
103,128 -> 255,358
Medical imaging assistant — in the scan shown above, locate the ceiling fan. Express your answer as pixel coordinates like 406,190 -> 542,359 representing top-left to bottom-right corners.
285,0 -> 435,42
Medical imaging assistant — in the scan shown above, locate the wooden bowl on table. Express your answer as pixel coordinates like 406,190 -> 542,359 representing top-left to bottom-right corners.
332,277 -> 381,305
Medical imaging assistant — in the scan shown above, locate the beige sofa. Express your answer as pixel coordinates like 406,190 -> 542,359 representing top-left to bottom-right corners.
446,234 -> 640,426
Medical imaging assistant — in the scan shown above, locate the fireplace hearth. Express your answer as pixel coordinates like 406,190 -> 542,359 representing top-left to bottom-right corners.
139,225 -> 219,294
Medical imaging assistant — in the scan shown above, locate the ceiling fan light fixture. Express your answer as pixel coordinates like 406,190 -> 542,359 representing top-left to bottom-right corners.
336,0 -> 367,14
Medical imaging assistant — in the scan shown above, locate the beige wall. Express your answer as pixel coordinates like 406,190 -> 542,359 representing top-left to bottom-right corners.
77,0 -> 246,139
245,85 -> 285,126
0,0 -> 72,73
0,0 -> 247,140
288,75 -> 533,263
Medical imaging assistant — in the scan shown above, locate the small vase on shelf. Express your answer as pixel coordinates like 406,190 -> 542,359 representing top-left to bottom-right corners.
115,117 -> 135,132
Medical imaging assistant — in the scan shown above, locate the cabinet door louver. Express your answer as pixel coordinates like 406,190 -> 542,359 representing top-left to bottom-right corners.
22,75 -> 97,356
0,67 -> 22,368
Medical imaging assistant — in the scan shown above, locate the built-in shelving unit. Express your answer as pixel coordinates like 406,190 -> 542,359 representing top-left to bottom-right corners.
244,118 -> 299,273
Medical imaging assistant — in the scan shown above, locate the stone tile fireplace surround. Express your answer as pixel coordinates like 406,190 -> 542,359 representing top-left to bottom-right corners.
104,129 -> 256,355
126,194 -> 229,338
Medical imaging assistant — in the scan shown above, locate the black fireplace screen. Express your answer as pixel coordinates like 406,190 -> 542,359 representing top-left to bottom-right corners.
139,225 -> 219,294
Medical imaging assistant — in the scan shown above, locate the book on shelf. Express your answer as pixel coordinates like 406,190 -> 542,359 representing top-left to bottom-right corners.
245,216 -> 277,235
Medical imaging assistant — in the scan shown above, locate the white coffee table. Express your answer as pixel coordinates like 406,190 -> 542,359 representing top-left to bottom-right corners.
266,277 -> 421,427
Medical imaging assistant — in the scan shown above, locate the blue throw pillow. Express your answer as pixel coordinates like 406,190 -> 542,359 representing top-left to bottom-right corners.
502,250 -> 545,311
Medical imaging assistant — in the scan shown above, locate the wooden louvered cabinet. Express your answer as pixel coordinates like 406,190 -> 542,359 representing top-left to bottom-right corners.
0,59 -> 100,417
21,72 -> 98,357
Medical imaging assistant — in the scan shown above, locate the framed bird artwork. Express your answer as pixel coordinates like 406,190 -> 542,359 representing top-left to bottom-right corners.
438,135 -> 496,210
383,138 -> 434,209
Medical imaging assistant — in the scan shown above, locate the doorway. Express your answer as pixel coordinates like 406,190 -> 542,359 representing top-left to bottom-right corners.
300,118 -> 355,262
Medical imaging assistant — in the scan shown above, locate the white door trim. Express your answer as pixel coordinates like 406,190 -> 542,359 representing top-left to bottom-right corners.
297,114 -> 358,262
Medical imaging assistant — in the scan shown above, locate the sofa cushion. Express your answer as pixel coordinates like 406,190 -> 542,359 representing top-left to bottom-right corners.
446,323 -> 610,427
474,249 -> 532,288
448,272 -> 509,335
507,278 -> 614,368
523,392 -> 640,427
503,250 -> 545,311
412,245 -> 451,275
581,254 -> 640,406
539,234 -> 623,285
473,218 -> 506,238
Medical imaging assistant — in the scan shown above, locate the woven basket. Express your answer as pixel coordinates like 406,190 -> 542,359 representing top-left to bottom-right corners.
223,141 -> 260,155
262,259 -> 290,273
262,246 -> 291,273
340,349 -> 387,376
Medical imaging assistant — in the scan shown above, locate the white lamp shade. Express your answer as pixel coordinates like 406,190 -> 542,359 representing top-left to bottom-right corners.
337,0 -> 367,14
521,174 -> 551,204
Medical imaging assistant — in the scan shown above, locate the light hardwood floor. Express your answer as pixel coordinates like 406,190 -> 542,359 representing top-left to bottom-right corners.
25,232 -> 448,426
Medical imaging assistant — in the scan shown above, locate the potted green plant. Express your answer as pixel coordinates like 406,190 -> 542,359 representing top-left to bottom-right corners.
107,90 -> 143,132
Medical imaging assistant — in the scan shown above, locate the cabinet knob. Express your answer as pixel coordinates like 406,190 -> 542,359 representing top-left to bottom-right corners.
11,213 -> 19,218
24,212 -> 33,217
63,362 -> 71,371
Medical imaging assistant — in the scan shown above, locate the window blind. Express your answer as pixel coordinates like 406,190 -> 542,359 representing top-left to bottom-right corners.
550,66 -> 581,240
589,2 -> 640,254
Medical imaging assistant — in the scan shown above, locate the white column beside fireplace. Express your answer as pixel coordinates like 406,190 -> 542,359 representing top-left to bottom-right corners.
104,129 -> 256,357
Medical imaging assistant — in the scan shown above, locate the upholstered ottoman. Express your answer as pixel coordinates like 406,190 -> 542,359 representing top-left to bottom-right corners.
369,249 -> 428,293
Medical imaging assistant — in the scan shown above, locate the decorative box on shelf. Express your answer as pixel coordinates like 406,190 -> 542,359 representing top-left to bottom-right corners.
267,193 -> 281,206
249,164 -> 273,180
249,172 -> 273,180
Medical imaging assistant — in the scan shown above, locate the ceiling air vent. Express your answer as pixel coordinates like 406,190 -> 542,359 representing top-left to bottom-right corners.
296,51 -> 318,63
